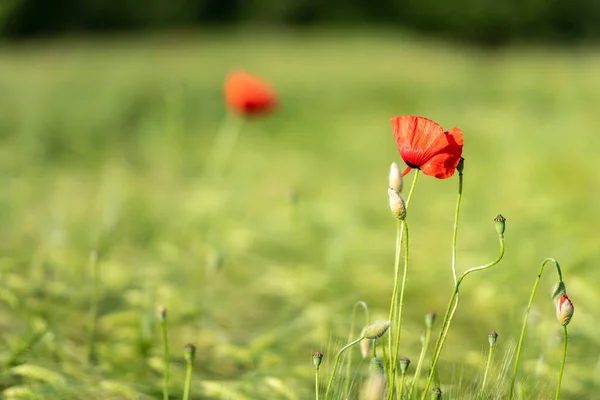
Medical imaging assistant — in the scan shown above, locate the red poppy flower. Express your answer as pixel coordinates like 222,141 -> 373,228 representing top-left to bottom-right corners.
224,70 -> 277,116
391,116 -> 464,179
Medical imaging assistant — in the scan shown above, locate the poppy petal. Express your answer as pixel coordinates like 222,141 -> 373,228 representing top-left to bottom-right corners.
419,128 -> 464,179
392,116 -> 447,167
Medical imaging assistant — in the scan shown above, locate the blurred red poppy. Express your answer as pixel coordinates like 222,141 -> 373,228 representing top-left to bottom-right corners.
391,116 -> 463,179
224,70 -> 277,116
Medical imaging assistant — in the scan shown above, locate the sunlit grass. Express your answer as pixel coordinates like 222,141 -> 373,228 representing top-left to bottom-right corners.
0,29 -> 598,398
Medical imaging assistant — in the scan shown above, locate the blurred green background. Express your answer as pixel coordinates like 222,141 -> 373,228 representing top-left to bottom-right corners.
0,2 -> 599,400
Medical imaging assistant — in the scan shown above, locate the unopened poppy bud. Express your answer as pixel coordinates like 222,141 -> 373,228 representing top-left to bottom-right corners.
388,189 -> 407,220
363,321 -> 392,340
431,387 -> 442,399
360,338 -> 373,358
425,312 -> 436,329
556,294 -> 574,326
399,357 -> 410,374
488,330 -> 498,346
552,281 -> 567,303
389,162 -> 403,193
312,351 -> 323,368
184,344 -> 196,364
494,214 -> 506,236
157,306 -> 167,322
457,157 -> 465,174
369,357 -> 385,377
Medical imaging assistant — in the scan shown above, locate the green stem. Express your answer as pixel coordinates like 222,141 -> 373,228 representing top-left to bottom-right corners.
206,112 -> 245,178
343,301 -> 370,399
182,357 -> 193,400
555,325 -> 568,400
451,171 -> 463,285
480,344 -> 495,395
422,235 -> 505,399
509,258 -> 562,400
399,373 -> 407,399
325,336 -> 365,400
388,219 -> 411,399
161,320 -> 170,400
315,367 -> 320,400
386,170 -> 420,376
410,327 -> 432,399
86,252 -> 99,366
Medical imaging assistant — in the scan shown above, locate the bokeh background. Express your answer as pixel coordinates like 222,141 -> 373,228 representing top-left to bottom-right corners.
0,1 -> 599,399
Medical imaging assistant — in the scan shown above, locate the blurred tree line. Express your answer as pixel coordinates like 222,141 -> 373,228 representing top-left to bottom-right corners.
1,0 -> 599,45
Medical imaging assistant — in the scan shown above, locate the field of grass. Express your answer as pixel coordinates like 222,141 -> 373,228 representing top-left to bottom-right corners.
0,30 -> 599,399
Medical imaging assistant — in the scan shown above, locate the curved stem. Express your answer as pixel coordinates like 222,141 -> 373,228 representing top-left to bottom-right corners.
480,343 -> 495,395
451,171 -> 463,285
324,336 -> 365,400
315,367 -> 320,400
343,301 -> 370,398
388,220 -> 410,399
509,258 -> 562,399
555,325 -> 568,400
422,235 -> 505,399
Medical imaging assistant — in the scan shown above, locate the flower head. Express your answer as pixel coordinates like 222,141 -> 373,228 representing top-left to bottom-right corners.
556,294 -> 574,326
224,70 -> 277,116
391,116 -> 463,179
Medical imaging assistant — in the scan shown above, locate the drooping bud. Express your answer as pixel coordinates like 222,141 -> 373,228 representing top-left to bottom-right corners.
552,281 -> 567,303
312,351 -> 323,368
425,312 -> 436,329
364,358 -> 386,400
431,387 -> 442,399
494,214 -> 506,236
388,189 -> 407,220
184,344 -> 196,364
488,330 -> 498,346
363,321 -> 392,340
556,294 -> 574,326
399,357 -> 410,374
157,306 -> 167,322
360,338 -> 373,358
389,162 -> 403,193
457,157 -> 465,175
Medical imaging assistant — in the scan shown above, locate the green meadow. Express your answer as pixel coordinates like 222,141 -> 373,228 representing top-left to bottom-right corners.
0,30 -> 598,399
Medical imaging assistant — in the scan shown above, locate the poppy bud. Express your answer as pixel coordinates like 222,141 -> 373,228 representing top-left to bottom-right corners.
488,330 -> 498,346
157,306 -> 167,322
552,281 -> 567,303
184,344 -> 196,364
312,351 -> 323,368
388,189 -> 407,220
363,321 -> 392,340
494,214 -> 506,236
360,338 -> 373,358
556,294 -> 574,326
399,357 -> 410,374
425,312 -> 436,329
431,387 -> 442,399
457,157 -> 465,174
389,162 -> 403,193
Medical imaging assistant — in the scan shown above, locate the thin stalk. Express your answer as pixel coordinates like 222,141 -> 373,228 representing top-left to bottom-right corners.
451,170 -> 463,285
555,325 -> 568,400
325,336 -> 365,400
422,235 -> 505,399
160,319 -> 170,400
388,219 -> 411,399
315,367 -> 320,400
344,301 -> 370,399
509,258 -> 562,399
410,328 -> 432,399
205,113 -> 245,178
399,373 -> 407,399
182,358 -> 193,400
386,170 -> 420,375
86,252 -> 99,366
480,344 -> 495,395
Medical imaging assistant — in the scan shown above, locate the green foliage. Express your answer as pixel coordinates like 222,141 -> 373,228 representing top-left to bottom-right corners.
0,31 -> 598,398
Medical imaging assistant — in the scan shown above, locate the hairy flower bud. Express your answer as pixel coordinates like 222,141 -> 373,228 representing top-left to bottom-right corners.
360,338 -> 373,358
388,189 -> 407,220
389,162 -> 403,193
363,321 -> 392,340
552,281 -> 567,303
556,294 -> 574,326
